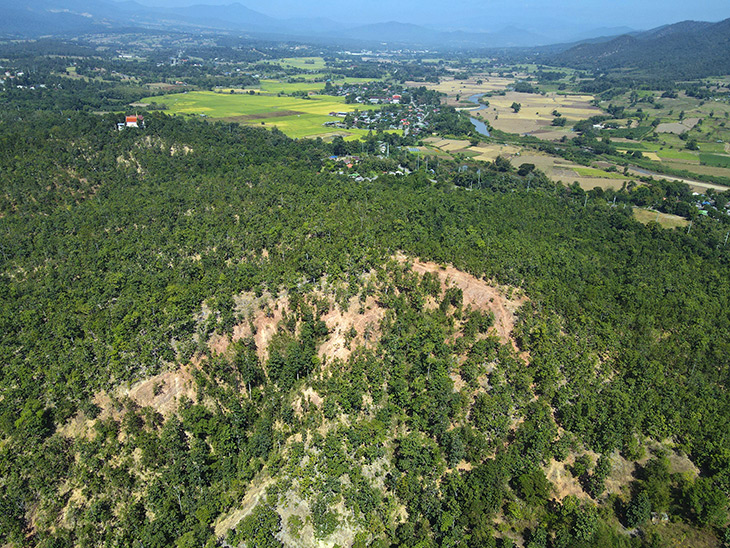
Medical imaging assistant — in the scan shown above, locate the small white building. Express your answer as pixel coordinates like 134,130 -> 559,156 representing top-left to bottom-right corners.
118,115 -> 145,131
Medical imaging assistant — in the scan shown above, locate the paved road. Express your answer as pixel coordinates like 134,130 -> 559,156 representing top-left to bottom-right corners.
629,166 -> 730,193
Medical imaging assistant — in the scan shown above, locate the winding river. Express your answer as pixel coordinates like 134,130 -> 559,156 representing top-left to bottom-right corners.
466,93 -> 491,137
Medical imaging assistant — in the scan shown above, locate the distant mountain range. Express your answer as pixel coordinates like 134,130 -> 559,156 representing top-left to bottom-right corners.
2,0 -> 634,49
5,0 -> 730,75
333,21 -> 554,49
551,18 -> 730,78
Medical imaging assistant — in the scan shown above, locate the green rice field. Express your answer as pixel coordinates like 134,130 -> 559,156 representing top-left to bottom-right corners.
220,77 -> 380,96
141,90 -> 394,140
700,153 -> 730,168
613,141 -> 650,150
656,149 -> 699,161
573,167 -> 626,179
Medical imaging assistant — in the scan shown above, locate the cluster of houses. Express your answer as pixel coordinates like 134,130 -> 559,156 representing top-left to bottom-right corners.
331,82 -> 405,105
323,81 -> 447,135
0,70 -> 49,91
692,193 -> 730,216
1,70 -> 22,84
325,153 -> 413,181
326,103 -> 437,136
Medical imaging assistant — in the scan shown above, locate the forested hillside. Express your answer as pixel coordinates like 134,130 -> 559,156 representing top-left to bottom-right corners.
0,111 -> 729,547
552,18 -> 730,79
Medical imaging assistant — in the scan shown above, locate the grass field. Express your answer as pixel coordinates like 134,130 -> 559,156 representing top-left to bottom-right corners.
508,153 -> 632,190
612,141 -> 651,150
641,152 -> 662,162
423,137 -> 472,152
633,208 -> 690,229
428,76 -> 515,103
656,150 -> 699,161
222,77 -> 381,96
277,57 -> 327,70
423,74 -> 598,139
482,91 -> 600,137
143,91 -> 348,117
259,79 -> 323,94
141,90 -> 395,140
599,88 -> 730,165
700,153 -> 730,168
572,167 -> 626,179
420,68 -> 730,189
613,138 -> 730,180
221,81 -> 326,95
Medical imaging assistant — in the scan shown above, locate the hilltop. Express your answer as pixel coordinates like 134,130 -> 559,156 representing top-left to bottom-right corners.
552,17 -> 730,78
1,108 -> 729,547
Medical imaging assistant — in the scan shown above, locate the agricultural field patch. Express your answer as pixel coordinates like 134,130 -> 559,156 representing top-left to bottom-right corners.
572,167 -> 626,179
633,207 -> 690,229
641,152 -> 662,162
426,76 -> 515,102
277,57 -> 328,70
470,143 -> 522,162
659,160 -> 730,179
656,149 -> 699,161
257,79 -> 327,94
220,110 -> 304,121
508,153 -> 567,172
571,177 -> 629,191
221,77 -> 379,96
145,90 -> 350,116
483,91 -> 600,136
700,153 -> 730,168
422,137 -> 472,152
421,146 -> 453,158
511,153 -> 632,190
147,82 -> 182,91
696,141 -> 728,154
244,113 -> 375,139
612,140 -> 651,150
655,118 -> 699,134
141,90 -> 388,139
528,128 -> 574,140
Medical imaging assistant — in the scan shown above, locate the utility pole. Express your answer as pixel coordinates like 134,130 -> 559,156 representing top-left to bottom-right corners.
584,194 -> 588,208
687,220 -> 693,234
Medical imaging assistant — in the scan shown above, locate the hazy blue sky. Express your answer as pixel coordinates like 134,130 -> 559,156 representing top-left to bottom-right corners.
136,0 -> 730,31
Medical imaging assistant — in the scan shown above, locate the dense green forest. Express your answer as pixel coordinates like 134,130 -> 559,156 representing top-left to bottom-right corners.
0,105 -> 729,548
551,19 -> 730,79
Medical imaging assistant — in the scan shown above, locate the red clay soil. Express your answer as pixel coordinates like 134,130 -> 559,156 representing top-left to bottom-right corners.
209,294 -> 289,361
317,294 -> 385,363
407,256 -> 526,350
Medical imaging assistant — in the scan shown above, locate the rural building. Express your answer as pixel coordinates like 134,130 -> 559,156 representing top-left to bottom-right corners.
118,115 -> 145,131
126,115 -> 144,128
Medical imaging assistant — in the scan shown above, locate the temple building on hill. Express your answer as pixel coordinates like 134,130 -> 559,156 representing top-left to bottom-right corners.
117,114 -> 145,130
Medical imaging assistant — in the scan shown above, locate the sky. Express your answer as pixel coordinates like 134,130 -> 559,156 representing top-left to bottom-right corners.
134,0 -> 730,32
